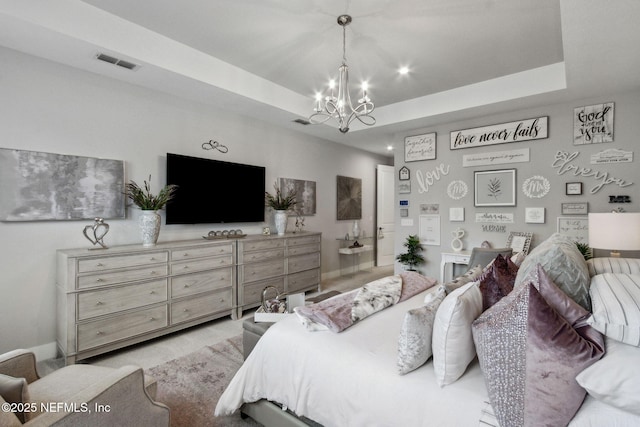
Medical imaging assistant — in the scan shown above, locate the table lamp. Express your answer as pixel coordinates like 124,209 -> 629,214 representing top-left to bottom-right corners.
588,212 -> 640,257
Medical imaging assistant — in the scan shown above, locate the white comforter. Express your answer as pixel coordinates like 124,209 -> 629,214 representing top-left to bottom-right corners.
215,289 -> 640,426
215,291 -> 488,426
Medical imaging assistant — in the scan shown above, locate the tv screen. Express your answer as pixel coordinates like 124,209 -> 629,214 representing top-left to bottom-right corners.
166,153 -> 266,224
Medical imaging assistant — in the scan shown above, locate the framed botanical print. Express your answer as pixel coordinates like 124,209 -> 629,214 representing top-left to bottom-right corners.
474,169 -> 517,207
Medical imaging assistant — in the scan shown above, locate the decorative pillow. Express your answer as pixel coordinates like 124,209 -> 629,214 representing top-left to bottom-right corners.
397,287 -> 447,375
472,269 -> 604,427
478,254 -> 518,311
587,257 -> 640,277
587,273 -> 640,347
0,373 -> 30,423
442,264 -> 483,294
432,280 -> 483,387
515,232 -> 591,310
576,336 -> 640,416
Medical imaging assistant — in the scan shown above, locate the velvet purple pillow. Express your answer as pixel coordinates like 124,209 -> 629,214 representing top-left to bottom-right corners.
478,254 -> 519,311
472,265 -> 604,427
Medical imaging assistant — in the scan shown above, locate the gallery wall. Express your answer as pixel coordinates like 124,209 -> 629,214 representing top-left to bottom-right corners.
392,91 -> 640,280
0,46 -> 390,356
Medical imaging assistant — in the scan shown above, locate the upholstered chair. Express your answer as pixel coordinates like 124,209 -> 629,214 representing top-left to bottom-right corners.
0,349 -> 169,426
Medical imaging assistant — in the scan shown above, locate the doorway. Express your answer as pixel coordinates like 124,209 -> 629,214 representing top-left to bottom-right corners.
376,164 -> 395,266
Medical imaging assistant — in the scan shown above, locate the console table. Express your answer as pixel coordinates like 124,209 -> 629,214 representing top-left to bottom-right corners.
440,251 -> 471,283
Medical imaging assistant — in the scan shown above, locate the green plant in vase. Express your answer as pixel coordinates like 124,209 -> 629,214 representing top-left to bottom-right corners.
265,183 -> 297,236
396,234 -> 425,271
124,175 -> 178,247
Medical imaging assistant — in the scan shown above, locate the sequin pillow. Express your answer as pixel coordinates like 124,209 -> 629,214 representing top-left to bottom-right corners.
472,266 -> 604,427
397,287 -> 446,375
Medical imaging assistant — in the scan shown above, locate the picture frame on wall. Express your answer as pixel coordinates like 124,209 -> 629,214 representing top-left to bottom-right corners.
525,207 -> 545,224
398,166 -> 410,181
566,182 -> 583,195
404,132 -> 436,162
474,169 -> 516,207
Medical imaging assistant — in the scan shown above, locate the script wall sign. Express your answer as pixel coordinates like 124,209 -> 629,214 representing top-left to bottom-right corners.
573,102 -> 614,145
450,116 -> 548,150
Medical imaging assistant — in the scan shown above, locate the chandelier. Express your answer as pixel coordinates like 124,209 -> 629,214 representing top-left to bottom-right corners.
308,15 -> 375,133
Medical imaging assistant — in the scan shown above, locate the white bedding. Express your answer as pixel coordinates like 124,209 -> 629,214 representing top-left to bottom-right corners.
216,291 -> 489,426
215,289 -> 640,427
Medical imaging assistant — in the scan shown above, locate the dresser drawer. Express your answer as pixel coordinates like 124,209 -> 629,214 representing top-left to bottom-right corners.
171,289 -> 232,324
171,268 -> 233,298
242,239 -> 285,252
171,255 -> 233,275
242,249 -> 285,263
242,277 -> 285,306
288,234 -> 321,247
170,244 -> 233,261
242,259 -> 285,283
77,305 -> 167,351
77,279 -> 168,320
287,268 -> 320,293
77,265 -> 168,289
288,253 -> 320,274
78,252 -> 167,273
287,243 -> 320,257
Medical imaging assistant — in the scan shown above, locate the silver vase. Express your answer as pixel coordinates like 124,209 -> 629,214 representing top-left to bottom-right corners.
274,210 -> 288,236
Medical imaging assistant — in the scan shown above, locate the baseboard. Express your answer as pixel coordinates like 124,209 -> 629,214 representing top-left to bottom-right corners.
28,342 -> 58,362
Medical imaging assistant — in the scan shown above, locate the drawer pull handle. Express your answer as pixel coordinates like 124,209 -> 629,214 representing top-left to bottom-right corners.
183,265 -> 190,269
183,284 -> 190,288
149,291 -> 155,295
149,317 -> 155,321
96,263 -> 104,267
96,331 -> 104,336
183,253 -> 189,257
150,257 -> 156,261
95,301 -> 103,306
183,309 -> 189,313
150,271 -> 157,275
96,278 -> 104,282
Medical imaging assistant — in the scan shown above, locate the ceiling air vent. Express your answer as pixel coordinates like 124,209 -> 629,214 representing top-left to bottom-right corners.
96,53 -> 139,71
293,118 -> 311,125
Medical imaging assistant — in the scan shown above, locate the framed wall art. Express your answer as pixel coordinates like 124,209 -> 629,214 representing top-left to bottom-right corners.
398,166 -> 410,181
573,102 -> 614,145
279,177 -> 316,215
557,217 -> 589,244
474,169 -> 517,207
561,202 -> 588,215
0,148 -> 125,221
525,207 -> 545,224
336,175 -> 362,220
566,182 -> 583,195
404,132 -> 436,162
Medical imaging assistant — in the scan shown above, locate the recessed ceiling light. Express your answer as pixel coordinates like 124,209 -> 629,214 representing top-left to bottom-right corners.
398,66 -> 410,75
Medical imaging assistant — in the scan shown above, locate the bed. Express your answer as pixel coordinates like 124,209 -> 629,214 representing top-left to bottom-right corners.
215,258 -> 640,427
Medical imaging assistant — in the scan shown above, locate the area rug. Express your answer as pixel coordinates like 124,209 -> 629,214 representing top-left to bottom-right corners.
146,335 -> 260,427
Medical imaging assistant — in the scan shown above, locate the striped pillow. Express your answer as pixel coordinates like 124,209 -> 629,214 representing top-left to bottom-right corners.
588,273 -> 640,347
587,257 -> 640,277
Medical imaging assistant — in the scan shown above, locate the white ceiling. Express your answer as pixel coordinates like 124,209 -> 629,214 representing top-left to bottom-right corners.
1,0 -> 639,156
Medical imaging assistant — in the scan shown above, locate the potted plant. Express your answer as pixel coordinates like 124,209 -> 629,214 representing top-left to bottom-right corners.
125,176 -> 178,247
396,234 -> 425,271
265,183 -> 297,235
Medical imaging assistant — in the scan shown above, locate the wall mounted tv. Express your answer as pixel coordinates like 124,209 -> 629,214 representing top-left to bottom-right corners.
166,153 -> 266,224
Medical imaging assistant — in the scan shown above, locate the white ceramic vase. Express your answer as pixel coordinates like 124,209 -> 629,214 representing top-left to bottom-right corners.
274,210 -> 288,236
139,210 -> 161,247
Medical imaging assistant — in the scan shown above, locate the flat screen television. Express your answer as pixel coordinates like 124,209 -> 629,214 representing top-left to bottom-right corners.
165,153 -> 266,224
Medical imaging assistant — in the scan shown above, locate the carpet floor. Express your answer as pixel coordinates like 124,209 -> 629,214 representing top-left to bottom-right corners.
146,334 -> 259,427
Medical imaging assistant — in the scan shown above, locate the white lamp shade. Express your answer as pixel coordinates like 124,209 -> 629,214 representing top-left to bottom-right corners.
588,213 -> 640,251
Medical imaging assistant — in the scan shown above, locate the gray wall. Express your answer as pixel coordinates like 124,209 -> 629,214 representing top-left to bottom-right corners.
0,47 -> 390,357
393,92 -> 640,279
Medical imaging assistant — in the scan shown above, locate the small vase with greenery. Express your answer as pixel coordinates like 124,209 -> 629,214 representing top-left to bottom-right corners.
125,176 -> 179,247
396,234 -> 425,271
264,183 -> 297,212
265,183 -> 297,236
124,175 -> 179,211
